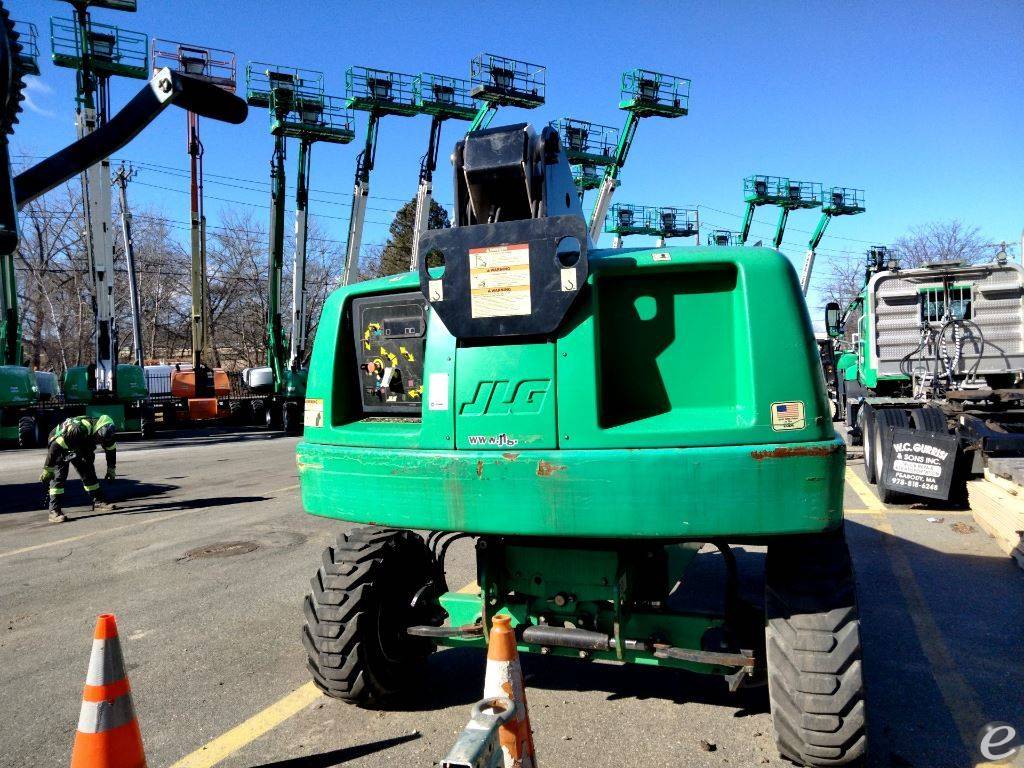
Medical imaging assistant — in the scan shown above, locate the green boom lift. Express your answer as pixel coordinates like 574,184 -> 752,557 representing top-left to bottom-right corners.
798,186 -> 865,295
340,66 -> 421,286
298,120 -> 866,765
245,62 -> 355,433
0,17 -> 45,447
707,229 -> 741,247
587,69 -> 690,244
738,175 -> 822,250
150,39 -> 238,422
549,117 -> 618,199
410,54 -> 546,272
0,2 -> 247,441
51,0 -> 152,433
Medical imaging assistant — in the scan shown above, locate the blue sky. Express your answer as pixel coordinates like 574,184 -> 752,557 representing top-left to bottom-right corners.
11,0 -> 1024,314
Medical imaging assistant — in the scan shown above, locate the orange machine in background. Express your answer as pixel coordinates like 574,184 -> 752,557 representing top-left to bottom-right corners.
170,367 -> 230,421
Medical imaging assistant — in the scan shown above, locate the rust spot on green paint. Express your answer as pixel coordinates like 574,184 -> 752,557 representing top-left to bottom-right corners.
750,444 -> 841,461
476,460 -> 484,478
536,460 -> 567,477
502,452 -> 520,461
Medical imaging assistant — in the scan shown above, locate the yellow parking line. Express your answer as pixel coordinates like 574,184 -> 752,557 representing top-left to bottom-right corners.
845,466 -> 883,511
873,511 -> 988,755
169,578 -> 479,766
457,580 -> 479,594
169,682 -> 322,768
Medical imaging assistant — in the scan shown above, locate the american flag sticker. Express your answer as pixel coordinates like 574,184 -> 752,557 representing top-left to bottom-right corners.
770,401 -> 806,431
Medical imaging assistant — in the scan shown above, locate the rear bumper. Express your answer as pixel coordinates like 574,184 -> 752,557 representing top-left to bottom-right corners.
297,438 -> 846,539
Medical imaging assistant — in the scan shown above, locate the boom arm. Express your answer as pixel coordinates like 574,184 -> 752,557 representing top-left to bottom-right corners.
587,111 -> 638,244
342,113 -> 380,286
409,114 -> 443,271
1,67 -> 245,370
265,129 -> 287,391
14,68 -> 247,207
798,211 -> 834,297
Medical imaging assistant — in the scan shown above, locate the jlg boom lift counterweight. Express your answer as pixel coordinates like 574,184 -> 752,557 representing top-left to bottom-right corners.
588,69 -> 690,244
151,39 -> 237,421
0,3 -> 247,439
408,55 -> 546,271
245,62 -> 354,433
50,0 -> 152,434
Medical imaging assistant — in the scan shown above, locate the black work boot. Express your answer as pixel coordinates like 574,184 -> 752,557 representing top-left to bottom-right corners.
48,509 -> 67,524
91,500 -> 118,512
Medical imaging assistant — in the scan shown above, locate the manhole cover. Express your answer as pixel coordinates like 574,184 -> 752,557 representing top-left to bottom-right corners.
179,541 -> 259,561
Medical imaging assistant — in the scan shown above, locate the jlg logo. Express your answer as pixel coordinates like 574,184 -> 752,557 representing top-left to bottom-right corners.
459,380 -> 551,416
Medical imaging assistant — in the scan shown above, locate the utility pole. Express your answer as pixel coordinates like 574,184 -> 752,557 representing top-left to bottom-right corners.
112,162 -> 143,367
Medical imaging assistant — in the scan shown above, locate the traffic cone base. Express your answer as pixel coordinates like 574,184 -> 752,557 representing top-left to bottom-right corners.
71,614 -> 147,768
483,614 -> 536,768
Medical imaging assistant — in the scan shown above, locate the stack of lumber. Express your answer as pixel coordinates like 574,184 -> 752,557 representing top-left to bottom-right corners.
968,462 -> 1024,571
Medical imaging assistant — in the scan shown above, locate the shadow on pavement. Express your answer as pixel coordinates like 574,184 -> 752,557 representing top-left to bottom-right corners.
70,495 -> 270,522
247,732 -> 420,768
0,479 -> 176,515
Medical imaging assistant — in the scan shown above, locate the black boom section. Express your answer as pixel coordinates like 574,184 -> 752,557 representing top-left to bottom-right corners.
418,122 -> 588,339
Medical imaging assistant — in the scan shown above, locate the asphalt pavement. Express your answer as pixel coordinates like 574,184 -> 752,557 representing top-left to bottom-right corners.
1,429 -> 1021,767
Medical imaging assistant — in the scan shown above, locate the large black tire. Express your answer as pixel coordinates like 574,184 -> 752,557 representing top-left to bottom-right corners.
17,415 -> 36,448
766,529 -> 867,766
282,401 -> 300,435
859,405 -> 877,483
302,527 -> 440,706
908,405 -> 946,434
872,409 -> 910,503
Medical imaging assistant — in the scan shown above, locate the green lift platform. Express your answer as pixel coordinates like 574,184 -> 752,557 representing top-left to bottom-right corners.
51,0 -> 152,434
408,55 -> 546,272
588,69 -> 690,244
738,175 -> 822,250
707,229 -> 741,247
467,52 -> 544,132
550,118 -> 619,198
798,186 -> 865,295
604,203 -> 699,248
654,206 -> 699,246
340,67 -> 421,286
245,62 -> 355,432
407,71 -> 477,272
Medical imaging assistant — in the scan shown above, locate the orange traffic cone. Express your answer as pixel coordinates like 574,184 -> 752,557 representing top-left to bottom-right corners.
70,614 -> 147,768
483,614 -> 536,768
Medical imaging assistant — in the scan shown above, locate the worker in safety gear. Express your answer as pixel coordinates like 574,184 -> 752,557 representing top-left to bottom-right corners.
39,414 -> 118,524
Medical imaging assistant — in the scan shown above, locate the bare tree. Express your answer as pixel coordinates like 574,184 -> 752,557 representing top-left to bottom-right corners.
892,220 -> 991,268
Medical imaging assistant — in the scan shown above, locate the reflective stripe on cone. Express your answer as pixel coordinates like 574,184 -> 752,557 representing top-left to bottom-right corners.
483,614 -> 536,768
71,614 -> 147,768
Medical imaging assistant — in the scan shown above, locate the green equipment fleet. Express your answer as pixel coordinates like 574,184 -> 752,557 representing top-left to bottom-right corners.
828,244 -> 1024,503
297,82 -> 866,764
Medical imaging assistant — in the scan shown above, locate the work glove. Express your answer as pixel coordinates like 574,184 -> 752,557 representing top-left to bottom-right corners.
39,467 -> 54,483
104,467 -> 116,481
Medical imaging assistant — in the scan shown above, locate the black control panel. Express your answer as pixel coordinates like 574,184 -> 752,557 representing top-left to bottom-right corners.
350,292 -> 427,414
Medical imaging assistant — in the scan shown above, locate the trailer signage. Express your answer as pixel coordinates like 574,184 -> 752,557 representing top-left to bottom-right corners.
881,428 -> 959,500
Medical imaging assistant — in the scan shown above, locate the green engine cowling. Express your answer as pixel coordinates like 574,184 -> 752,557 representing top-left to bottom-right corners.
63,364 -> 148,402
298,244 -> 844,539
0,364 -> 38,408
